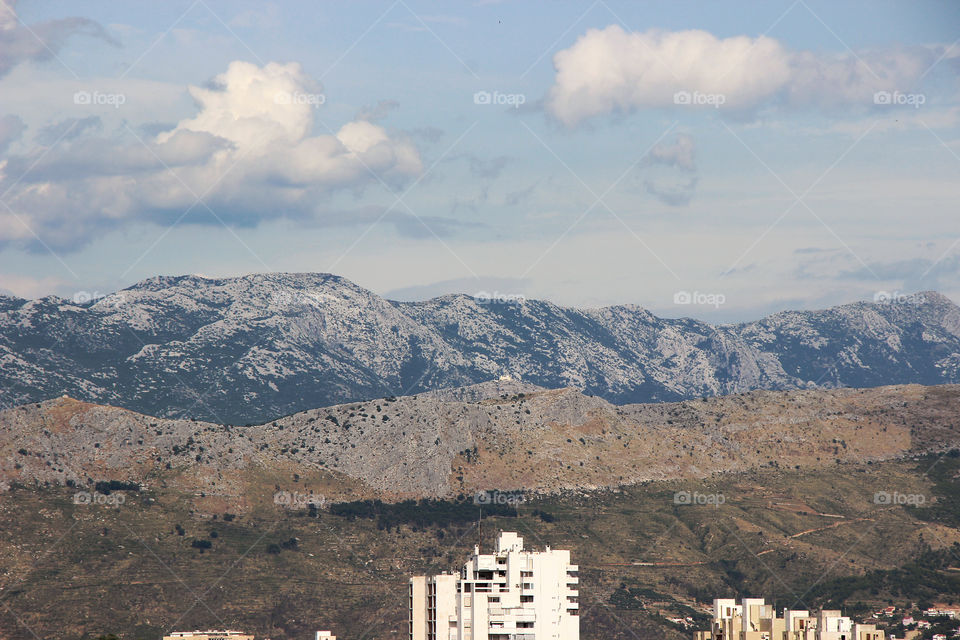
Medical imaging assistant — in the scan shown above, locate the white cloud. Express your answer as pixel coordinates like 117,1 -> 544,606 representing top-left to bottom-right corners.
159,61 -> 314,148
0,60 -> 423,251
546,25 -> 948,126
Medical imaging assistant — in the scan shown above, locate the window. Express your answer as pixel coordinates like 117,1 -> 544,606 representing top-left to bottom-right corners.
521,571 -> 533,577
521,595 -> 534,603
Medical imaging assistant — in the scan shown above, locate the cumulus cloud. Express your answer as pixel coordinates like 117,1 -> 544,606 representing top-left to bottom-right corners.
0,60 -> 423,251
0,0 -> 117,78
547,25 -> 949,125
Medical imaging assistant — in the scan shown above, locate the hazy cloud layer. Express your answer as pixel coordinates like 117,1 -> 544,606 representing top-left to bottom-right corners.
0,113 -> 24,153
34,115 -> 101,146
642,134 -> 698,205
0,0 -> 117,78
547,25 -> 951,125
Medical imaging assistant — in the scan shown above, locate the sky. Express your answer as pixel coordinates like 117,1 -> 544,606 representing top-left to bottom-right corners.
0,0 -> 958,322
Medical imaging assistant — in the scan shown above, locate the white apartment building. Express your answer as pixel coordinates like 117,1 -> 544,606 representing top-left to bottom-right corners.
694,597 -> 884,640
409,531 -> 580,640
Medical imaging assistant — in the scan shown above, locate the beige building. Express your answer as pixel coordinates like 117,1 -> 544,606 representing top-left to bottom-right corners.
163,632 -> 254,640
410,531 -> 579,640
694,598 -> 884,640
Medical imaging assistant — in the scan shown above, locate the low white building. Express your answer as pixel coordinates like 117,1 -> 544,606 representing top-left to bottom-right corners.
695,598 -> 884,640
163,632 -> 253,640
409,531 -> 579,640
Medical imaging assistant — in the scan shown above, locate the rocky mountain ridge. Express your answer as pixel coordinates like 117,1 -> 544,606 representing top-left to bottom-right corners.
1,272 -> 958,423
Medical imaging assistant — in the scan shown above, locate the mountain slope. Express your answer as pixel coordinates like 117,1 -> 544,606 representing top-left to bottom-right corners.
3,383 -> 958,500
2,383 -> 959,639
0,272 -> 958,423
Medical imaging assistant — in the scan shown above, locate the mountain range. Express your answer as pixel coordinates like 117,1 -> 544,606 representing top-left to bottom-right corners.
1,272 -> 958,424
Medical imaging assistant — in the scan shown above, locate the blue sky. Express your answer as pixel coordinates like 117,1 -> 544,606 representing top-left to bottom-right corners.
0,0 -> 958,321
